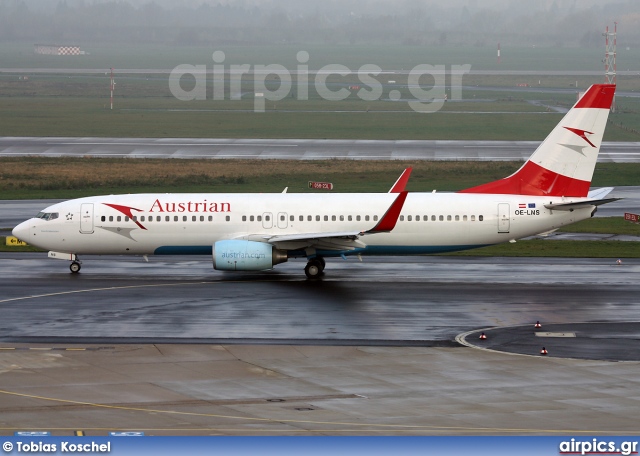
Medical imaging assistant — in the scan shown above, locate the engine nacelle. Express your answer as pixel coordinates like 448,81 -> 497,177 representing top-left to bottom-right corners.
213,240 -> 288,271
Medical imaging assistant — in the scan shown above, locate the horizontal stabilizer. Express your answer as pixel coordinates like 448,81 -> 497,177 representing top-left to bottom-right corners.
544,197 -> 621,211
587,187 -> 614,200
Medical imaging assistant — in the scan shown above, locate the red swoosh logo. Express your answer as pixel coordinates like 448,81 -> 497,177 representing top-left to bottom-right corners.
103,203 -> 147,230
564,127 -> 596,148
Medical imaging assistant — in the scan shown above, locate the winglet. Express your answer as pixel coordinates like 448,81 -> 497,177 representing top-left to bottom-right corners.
389,168 -> 412,193
367,191 -> 408,233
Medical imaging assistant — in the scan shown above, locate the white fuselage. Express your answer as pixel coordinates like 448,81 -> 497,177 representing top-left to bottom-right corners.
14,192 -> 593,257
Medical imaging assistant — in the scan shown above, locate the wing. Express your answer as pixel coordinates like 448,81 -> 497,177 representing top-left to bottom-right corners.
239,191 -> 408,253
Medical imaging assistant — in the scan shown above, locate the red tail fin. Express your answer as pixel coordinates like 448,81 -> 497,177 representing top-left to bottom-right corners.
459,84 -> 615,197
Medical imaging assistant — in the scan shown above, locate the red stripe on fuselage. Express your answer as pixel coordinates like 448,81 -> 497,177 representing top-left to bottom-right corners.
458,161 -> 590,197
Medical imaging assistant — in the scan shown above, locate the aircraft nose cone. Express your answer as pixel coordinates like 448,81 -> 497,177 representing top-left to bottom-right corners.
12,221 -> 30,242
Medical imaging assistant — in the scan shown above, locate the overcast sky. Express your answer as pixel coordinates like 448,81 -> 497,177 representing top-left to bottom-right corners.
1,0 -> 636,47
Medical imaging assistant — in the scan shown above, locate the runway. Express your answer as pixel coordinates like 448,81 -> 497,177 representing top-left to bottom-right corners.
1,253 -> 640,435
1,137 -> 639,162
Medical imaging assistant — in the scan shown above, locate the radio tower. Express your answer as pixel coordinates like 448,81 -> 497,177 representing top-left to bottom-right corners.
603,23 -> 616,112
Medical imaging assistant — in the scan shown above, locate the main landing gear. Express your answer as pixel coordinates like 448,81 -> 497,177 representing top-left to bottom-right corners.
304,257 -> 325,279
70,260 -> 81,273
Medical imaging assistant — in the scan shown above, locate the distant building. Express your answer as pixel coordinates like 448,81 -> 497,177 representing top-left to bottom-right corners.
34,44 -> 84,56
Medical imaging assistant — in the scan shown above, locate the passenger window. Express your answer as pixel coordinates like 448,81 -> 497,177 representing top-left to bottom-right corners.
408,215 -> 412,221
365,215 -> 370,221
208,216 -> 213,221
439,215 -> 443,221
109,216 -> 114,222
416,215 -> 420,221
183,216 -> 187,222
141,216 -> 146,222
226,216 -> 230,221
455,215 -> 460,221
447,215 -> 452,221
118,216 -> 122,222
165,216 -> 169,222
471,215 -> 476,221
431,215 -> 436,221
265,215 -> 270,221
400,216 -> 404,221
257,216 -> 262,222
324,215 -> 328,221
125,216 -> 129,222
174,216 -> 178,222
356,215 -> 361,221
316,215 -> 320,221
307,215 -> 312,221
133,216 -> 138,221
192,216 -> 196,222
242,216 -> 247,222
463,215 -> 468,221
332,215 -> 336,221
157,216 -> 161,222
479,215 -> 484,221
290,215 -> 295,222
348,215 -> 352,221
280,215 -> 285,221
250,216 -> 254,222
373,215 -> 378,221
200,216 -> 204,222
299,215 -> 303,222
339,215 -> 344,221
101,216 -> 106,222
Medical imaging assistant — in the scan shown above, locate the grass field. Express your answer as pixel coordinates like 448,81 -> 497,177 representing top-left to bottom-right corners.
0,95 -> 639,140
2,40 -> 639,140
1,69 -> 639,140
1,157 -> 639,199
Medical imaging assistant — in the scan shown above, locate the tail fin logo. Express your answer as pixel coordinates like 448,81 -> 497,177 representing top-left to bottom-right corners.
563,127 -> 596,148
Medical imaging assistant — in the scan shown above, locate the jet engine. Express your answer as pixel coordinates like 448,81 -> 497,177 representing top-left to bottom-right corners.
213,240 -> 288,271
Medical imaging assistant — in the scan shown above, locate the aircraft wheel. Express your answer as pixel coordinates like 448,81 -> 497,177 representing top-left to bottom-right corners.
70,261 -> 81,273
317,257 -> 326,271
304,259 -> 323,279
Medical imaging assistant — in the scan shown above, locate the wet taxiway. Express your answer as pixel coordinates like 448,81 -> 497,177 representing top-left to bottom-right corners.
1,254 -> 640,435
1,254 -> 639,350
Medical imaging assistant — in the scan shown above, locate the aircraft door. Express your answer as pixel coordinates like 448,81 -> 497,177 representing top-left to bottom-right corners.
277,212 -> 288,229
80,203 -> 94,234
262,212 -> 273,229
498,203 -> 510,233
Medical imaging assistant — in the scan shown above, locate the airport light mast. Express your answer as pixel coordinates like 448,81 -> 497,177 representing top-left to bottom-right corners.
603,23 -> 616,112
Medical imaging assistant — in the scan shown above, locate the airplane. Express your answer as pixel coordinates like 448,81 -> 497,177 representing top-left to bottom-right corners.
12,83 -> 618,279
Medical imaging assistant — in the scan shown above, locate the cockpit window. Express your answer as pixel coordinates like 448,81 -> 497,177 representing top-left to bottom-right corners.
36,212 -> 59,221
